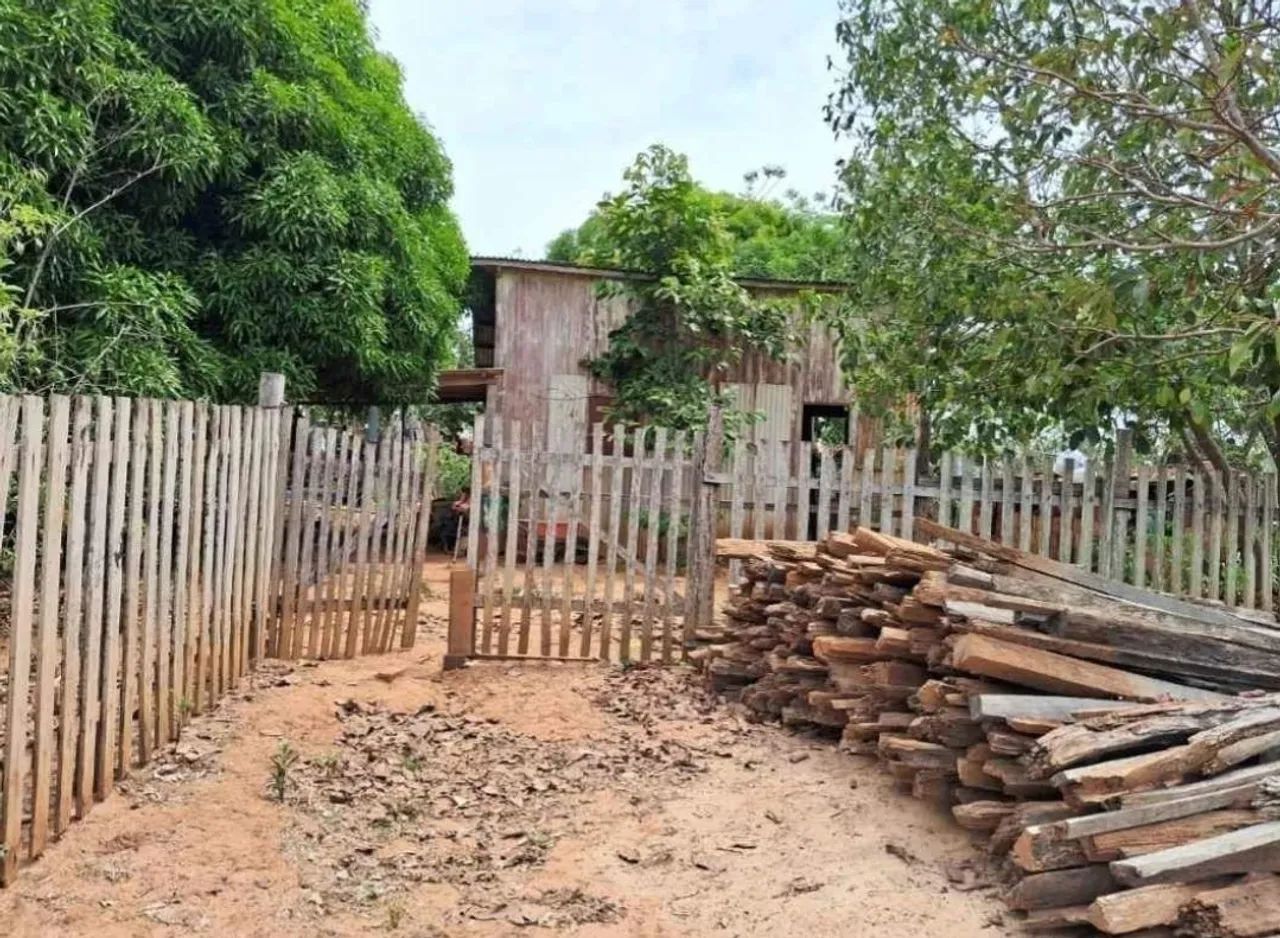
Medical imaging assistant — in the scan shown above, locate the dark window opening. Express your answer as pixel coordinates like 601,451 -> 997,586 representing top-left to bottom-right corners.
802,404 -> 850,445
466,268 -> 497,368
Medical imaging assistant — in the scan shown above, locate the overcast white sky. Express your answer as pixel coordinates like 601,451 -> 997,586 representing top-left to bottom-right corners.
367,0 -> 846,257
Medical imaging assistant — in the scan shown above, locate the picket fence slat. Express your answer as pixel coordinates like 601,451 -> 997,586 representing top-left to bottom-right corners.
79,395 -> 113,810
1190,469 -> 1206,600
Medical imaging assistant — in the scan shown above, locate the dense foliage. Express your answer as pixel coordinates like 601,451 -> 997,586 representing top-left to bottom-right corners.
548,165 -> 849,283
0,0 -> 467,403
828,0 -> 1280,468
571,145 -> 792,433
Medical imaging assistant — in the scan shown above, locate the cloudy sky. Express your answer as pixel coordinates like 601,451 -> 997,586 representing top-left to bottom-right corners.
367,0 -> 847,257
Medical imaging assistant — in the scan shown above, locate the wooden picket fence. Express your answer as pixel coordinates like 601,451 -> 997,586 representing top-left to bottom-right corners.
721,427 -> 1277,612
271,412 -> 439,660
465,415 -> 698,663
0,389 -> 439,886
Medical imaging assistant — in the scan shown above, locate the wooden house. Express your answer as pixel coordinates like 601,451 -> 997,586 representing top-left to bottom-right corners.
437,257 -> 857,458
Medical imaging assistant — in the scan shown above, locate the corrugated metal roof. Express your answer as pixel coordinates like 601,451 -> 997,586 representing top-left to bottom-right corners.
469,256 -> 852,293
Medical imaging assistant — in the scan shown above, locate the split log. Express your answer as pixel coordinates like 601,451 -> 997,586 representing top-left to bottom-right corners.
1111,822 -> 1280,887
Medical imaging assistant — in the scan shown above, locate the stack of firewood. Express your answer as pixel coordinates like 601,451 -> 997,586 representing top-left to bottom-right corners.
700,521 -> 1280,935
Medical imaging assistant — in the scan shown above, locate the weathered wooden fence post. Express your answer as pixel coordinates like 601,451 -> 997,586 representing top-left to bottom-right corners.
255,373 -> 285,661
686,406 -> 724,648
445,567 -> 476,670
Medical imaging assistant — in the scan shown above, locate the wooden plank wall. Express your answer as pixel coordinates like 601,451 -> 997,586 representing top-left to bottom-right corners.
0,394 -> 283,884
268,411 -> 440,661
466,415 -> 694,663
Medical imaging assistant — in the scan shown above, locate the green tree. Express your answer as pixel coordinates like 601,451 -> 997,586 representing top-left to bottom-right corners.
0,0 -> 467,404
548,163 -> 849,282
827,0 -> 1280,469
575,145 -> 792,433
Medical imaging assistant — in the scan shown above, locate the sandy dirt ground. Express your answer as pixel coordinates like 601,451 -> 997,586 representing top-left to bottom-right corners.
0,560 -> 1006,937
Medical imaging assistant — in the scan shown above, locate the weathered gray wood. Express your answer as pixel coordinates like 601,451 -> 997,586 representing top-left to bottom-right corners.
465,413 -> 485,569
1056,786 -> 1261,841
689,410 -> 723,639
859,447 -> 876,532
1110,428 -> 1133,579
1132,464 -> 1149,589
797,440 -> 813,538
1000,456 -> 1015,547
771,438 -> 788,539
174,402 -> 195,714
559,434 -> 585,658
728,439 -> 746,585
1098,448 -> 1117,579
978,457 -> 994,541
1019,455 -> 1034,551
1171,463 -> 1186,596
1225,471 -> 1241,606
900,447 -> 917,541
599,425 -> 625,659
1078,455 -> 1097,571
1059,457 -> 1076,564
618,428 -> 646,660
662,430 -> 687,663
817,444 -> 833,540
479,418 -> 503,652
1038,455 -> 1054,557
957,454 -> 973,537
56,396 -> 92,833
1,397 -> 43,884
500,421 -> 525,656
968,695 -> 1121,722
96,397 -> 130,798
836,441 -> 853,533
880,445 -> 897,537
1264,472 -> 1276,614
937,450 -> 953,530
1244,471 -> 1259,608
1190,467 -> 1206,599
639,427 -> 668,661
117,397 -> 145,773
518,446 -> 544,657
1208,468 -> 1225,602
579,424 -> 603,659
1110,821 -> 1280,886
30,396 -> 70,857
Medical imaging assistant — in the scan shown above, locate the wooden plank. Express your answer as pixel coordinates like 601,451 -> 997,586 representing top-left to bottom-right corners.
1,397 -> 44,884
1056,786 -> 1263,841
1111,429 -> 1133,578
1037,455 -> 1054,557
1208,468 -> 1224,603
816,444 -> 833,540
577,424 -> 602,659
384,421 -> 417,650
500,421 -> 526,656
728,439 -> 746,585
267,407 -> 292,657
1225,471 -> 1240,606
771,438 -> 788,539
173,402 -> 194,721
538,451 -> 561,657
618,428 -> 646,661
1088,881 -> 1225,934
1079,455 -> 1097,570
30,396 -> 69,858
96,397 -> 130,799
836,442 -> 853,533
56,396 -> 91,833
639,427 -> 667,662
479,418 -> 503,653
517,444 -> 544,656
559,433 -> 585,658
366,427 -> 395,653
880,445 -> 897,537
373,421 -> 404,651
346,431 -> 377,658
183,404 -> 206,710
1264,472 -> 1276,614
1133,465 -> 1150,589
316,428 -> 345,658
949,632 -> 1223,702
1151,463 -> 1168,592
978,457 -> 994,541
294,427 -> 320,656
197,407 -> 219,706
1059,457 -> 1076,564
117,397 -> 145,773
662,431 -> 687,664
444,568 -> 476,668
330,430 -> 360,656
276,411 -> 304,659
1111,821 -> 1280,886
954,455 -> 973,537
215,408 -> 234,683
796,440 -> 813,538
993,455 -> 1013,545
1189,467 -> 1206,599
1019,455 -> 1034,551
1244,471 -> 1259,608
1098,448 -> 1116,579
231,406 -> 253,676
598,425 -> 626,658
141,403 -> 163,734
1171,463 -> 1186,595
900,447 -> 917,541
690,411 -> 723,637
859,447 -> 876,533
465,413 -> 485,568
247,406 -> 273,663
937,451 -> 953,530
78,402 -> 111,804
155,402 -> 178,741
969,694 -> 1119,722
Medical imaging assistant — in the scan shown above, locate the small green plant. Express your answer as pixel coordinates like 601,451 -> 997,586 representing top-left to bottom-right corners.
311,752 -> 342,778
178,697 -> 194,719
269,740 -> 299,802
403,753 -> 423,775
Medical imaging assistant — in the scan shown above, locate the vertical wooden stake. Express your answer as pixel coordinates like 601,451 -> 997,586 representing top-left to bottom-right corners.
445,568 -> 476,670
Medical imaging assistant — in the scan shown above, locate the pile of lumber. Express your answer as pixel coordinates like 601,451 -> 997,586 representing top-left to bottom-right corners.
701,521 -> 1280,935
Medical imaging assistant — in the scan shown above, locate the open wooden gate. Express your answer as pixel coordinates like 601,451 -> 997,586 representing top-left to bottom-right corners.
270,409 -> 439,659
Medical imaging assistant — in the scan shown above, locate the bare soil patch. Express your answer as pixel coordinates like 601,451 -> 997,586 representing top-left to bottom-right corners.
0,559 -> 1004,937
